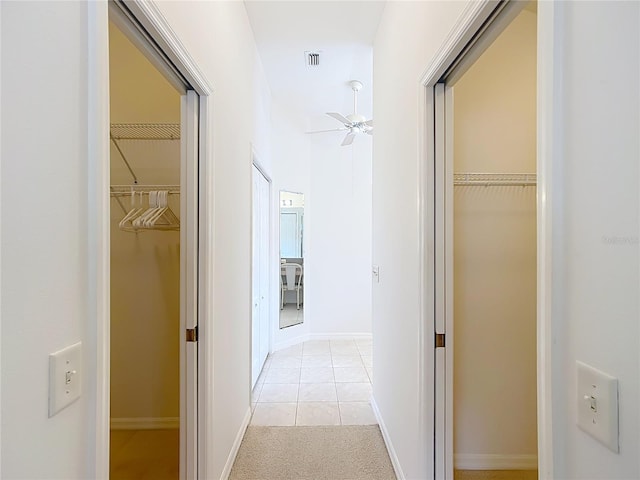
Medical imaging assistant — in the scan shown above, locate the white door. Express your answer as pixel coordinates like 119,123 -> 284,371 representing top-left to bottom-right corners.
252,165 -> 270,386
181,89 -> 199,480
252,168 -> 261,385
434,82 -> 454,479
258,173 -> 270,366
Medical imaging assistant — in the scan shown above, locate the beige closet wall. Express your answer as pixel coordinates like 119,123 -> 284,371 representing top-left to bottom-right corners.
109,22 -> 181,421
453,10 -> 537,458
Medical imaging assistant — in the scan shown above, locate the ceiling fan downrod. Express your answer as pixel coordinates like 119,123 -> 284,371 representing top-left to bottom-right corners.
350,80 -> 363,115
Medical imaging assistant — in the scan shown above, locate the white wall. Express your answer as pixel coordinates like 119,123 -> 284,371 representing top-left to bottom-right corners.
545,2 -> 639,478
307,129 -> 372,336
372,2 -> 468,478
452,10 -> 537,461
1,2 -> 90,477
270,101 -> 373,349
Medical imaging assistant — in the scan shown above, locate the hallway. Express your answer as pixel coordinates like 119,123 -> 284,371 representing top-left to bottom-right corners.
228,338 -> 389,479
3,1 -> 639,479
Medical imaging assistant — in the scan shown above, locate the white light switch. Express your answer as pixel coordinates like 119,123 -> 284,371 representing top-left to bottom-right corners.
576,361 -> 619,452
49,342 -> 82,417
372,265 -> 380,283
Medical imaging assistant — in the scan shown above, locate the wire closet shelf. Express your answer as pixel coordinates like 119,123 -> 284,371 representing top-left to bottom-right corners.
454,173 -> 537,187
110,123 -> 180,141
109,123 -> 181,231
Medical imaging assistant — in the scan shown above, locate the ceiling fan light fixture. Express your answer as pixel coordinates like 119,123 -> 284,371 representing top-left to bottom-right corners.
347,113 -> 366,124
349,80 -> 363,92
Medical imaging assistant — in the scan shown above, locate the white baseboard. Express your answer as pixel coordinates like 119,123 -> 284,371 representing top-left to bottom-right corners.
221,407 -> 252,480
308,332 -> 373,341
273,332 -> 372,352
454,454 -> 538,470
110,417 -> 179,430
273,334 -> 309,352
370,397 -> 405,480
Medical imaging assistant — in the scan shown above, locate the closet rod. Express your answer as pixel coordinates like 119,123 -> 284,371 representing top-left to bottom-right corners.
454,172 -> 536,187
110,185 -> 180,197
110,187 -> 128,215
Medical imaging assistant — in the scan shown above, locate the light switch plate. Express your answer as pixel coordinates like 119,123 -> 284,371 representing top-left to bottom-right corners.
576,361 -> 619,452
372,265 -> 380,283
49,342 -> 82,417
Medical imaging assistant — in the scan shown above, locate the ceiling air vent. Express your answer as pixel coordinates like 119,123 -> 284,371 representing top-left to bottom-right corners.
305,51 -> 321,67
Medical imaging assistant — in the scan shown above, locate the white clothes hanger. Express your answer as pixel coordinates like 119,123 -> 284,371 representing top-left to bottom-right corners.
144,190 -> 169,226
133,190 -> 160,228
119,190 -> 145,232
144,190 -> 179,230
118,189 -> 179,232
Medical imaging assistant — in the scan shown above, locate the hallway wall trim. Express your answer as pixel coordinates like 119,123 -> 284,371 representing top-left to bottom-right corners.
272,333 -> 373,353
454,454 -> 538,471
220,408 -> 252,480
371,398 -> 405,480
123,0 -> 212,95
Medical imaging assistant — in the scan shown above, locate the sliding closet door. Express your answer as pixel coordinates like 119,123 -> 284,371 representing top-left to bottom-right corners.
258,172 -> 270,369
252,167 -> 262,385
181,90 -> 199,480
434,82 -> 455,479
252,164 -> 270,386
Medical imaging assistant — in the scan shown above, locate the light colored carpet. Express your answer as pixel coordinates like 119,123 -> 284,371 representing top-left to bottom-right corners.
455,470 -> 538,480
229,425 -> 396,480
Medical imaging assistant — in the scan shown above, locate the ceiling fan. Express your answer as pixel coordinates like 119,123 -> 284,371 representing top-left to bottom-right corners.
307,80 -> 373,146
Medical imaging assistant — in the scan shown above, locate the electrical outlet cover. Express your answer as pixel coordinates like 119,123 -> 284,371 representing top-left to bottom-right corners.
576,361 -> 619,452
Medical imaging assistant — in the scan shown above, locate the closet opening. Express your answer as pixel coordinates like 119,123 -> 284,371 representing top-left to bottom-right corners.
107,4 -> 200,478
427,1 -> 539,478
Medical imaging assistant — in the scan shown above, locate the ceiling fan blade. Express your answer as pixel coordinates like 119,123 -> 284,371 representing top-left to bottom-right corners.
341,133 -> 356,146
327,112 -> 351,125
364,119 -> 373,127
306,128 -> 348,134
365,130 -> 373,136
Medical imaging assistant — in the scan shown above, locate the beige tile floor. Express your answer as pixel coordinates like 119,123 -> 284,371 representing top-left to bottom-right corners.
251,337 -> 375,426
110,429 -> 178,479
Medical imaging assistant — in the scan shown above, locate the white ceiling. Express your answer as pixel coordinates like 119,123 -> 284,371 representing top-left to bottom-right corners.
244,1 -> 386,126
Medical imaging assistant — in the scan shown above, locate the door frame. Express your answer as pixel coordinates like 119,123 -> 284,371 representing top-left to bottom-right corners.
418,0 -> 559,477
87,1 -> 214,478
